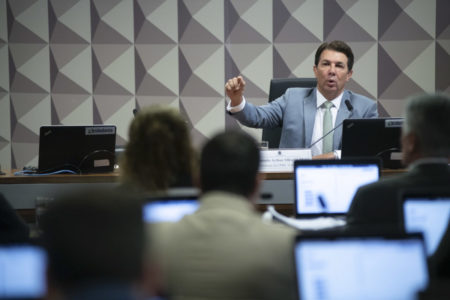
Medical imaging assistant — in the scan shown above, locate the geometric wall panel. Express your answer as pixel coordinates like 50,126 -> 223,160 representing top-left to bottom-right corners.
225,0 -> 271,140
1,0 -> 448,169
92,0 -> 134,146
181,0 -> 224,146
378,0 -> 436,117
436,40 -> 450,93
0,0 -> 9,169
8,0 -> 49,169
436,0 -> 450,93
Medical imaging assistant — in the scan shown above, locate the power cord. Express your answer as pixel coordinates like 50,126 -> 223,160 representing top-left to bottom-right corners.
14,169 -> 78,176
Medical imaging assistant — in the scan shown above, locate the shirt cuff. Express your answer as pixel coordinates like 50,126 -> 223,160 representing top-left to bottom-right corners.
333,150 -> 342,159
226,96 -> 246,113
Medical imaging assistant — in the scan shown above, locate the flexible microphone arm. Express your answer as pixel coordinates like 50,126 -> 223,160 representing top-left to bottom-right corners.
309,99 -> 354,149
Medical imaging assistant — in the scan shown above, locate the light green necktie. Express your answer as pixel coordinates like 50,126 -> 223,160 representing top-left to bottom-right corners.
322,101 -> 334,153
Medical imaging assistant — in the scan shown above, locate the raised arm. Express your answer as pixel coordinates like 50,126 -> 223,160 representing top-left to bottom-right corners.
225,76 -> 246,107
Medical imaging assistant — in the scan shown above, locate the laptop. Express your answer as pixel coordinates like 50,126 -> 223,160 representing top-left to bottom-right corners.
38,125 -> 116,174
143,195 -> 199,223
294,158 -> 381,218
0,245 -> 47,299
400,188 -> 450,256
341,118 -> 403,169
294,233 -> 429,300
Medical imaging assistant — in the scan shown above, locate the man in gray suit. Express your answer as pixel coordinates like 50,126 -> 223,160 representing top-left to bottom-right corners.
159,131 -> 297,300
346,92 -> 450,230
225,40 -> 378,158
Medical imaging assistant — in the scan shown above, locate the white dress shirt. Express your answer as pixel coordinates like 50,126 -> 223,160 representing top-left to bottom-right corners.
310,90 -> 343,156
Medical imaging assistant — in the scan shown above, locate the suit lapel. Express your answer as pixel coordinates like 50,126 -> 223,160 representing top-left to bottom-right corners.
334,90 -> 353,149
304,89 -> 317,147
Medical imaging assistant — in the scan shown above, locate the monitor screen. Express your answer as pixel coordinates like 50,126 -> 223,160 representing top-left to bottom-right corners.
294,235 -> 428,300
403,197 -> 450,256
0,245 -> 47,299
143,197 -> 199,223
294,159 -> 380,217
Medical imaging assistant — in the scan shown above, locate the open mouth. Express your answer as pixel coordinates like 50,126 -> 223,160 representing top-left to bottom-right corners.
326,80 -> 336,87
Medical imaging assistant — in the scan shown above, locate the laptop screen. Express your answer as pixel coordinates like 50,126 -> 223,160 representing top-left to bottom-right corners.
0,245 -> 47,299
143,196 -> 199,223
294,234 -> 428,300
294,159 -> 380,217
402,193 -> 450,256
38,125 -> 116,174
341,118 -> 404,169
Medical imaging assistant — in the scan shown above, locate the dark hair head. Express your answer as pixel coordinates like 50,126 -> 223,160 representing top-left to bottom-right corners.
121,105 -> 198,192
403,92 -> 450,157
200,130 -> 260,197
40,188 -> 145,289
315,40 -> 354,70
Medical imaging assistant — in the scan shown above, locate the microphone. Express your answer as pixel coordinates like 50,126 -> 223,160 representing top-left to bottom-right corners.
309,99 -> 354,149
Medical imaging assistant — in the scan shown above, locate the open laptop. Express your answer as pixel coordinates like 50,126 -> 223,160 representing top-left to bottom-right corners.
38,125 -> 116,174
294,158 -> 381,219
400,188 -> 450,256
0,245 -> 47,299
143,195 -> 199,223
341,118 -> 403,169
294,233 -> 429,300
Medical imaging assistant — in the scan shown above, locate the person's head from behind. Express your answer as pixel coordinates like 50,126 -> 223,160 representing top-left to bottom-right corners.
121,105 -> 197,192
40,189 -> 153,297
200,130 -> 260,200
313,40 -> 354,100
401,92 -> 450,165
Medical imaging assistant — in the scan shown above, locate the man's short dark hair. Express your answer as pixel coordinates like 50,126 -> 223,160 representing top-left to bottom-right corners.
315,40 -> 354,71
40,189 -> 145,289
200,130 -> 260,197
403,92 -> 450,158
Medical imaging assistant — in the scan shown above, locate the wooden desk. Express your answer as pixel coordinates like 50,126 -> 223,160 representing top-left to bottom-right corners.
0,169 -> 120,184
0,168 -> 405,184
1,169 -> 406,223
261,168 -> 406,180
0,170 -> 296,222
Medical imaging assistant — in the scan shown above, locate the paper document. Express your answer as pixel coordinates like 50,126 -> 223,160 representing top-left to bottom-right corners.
260,149 -> 312,172
266,206 -> 346,230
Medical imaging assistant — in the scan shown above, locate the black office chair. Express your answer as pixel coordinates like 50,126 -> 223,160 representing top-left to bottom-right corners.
262,77 -> 317,148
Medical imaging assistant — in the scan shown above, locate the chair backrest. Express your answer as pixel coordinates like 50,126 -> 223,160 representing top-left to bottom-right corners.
262,78 -> 317,148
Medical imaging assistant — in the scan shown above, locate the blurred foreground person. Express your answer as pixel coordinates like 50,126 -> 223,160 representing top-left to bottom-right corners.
347,92 -> 450,230
41,189 -> 162,300
158,130 -> 298,300
120,105 -> 198,193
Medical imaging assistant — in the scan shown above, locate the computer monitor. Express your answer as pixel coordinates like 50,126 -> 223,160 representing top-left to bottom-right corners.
400,189 -> 450,256
38,125 -> 116,174
143,195 -> 199,223
294,158 -> 381,218
341,118 -> 404,169
294,233 -> 429,300
0,245 -> 47,299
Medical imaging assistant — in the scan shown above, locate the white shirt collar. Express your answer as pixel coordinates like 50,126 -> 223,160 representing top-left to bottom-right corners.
316,89 -> 343,110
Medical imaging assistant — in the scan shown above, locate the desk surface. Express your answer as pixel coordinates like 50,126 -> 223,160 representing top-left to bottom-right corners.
0,169 -> 406,184
0,170 -> 120,184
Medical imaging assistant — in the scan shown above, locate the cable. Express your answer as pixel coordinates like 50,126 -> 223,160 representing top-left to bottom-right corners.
375,147 -> 400,158
78,149 -> 114,174
14,169 -> 78,176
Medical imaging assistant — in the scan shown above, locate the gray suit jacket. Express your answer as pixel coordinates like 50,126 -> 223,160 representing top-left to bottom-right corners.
232,88 -> 378,149
156,191 -> 298,300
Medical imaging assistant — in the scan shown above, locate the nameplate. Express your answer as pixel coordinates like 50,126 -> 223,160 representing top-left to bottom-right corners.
260,149 -> 312,173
